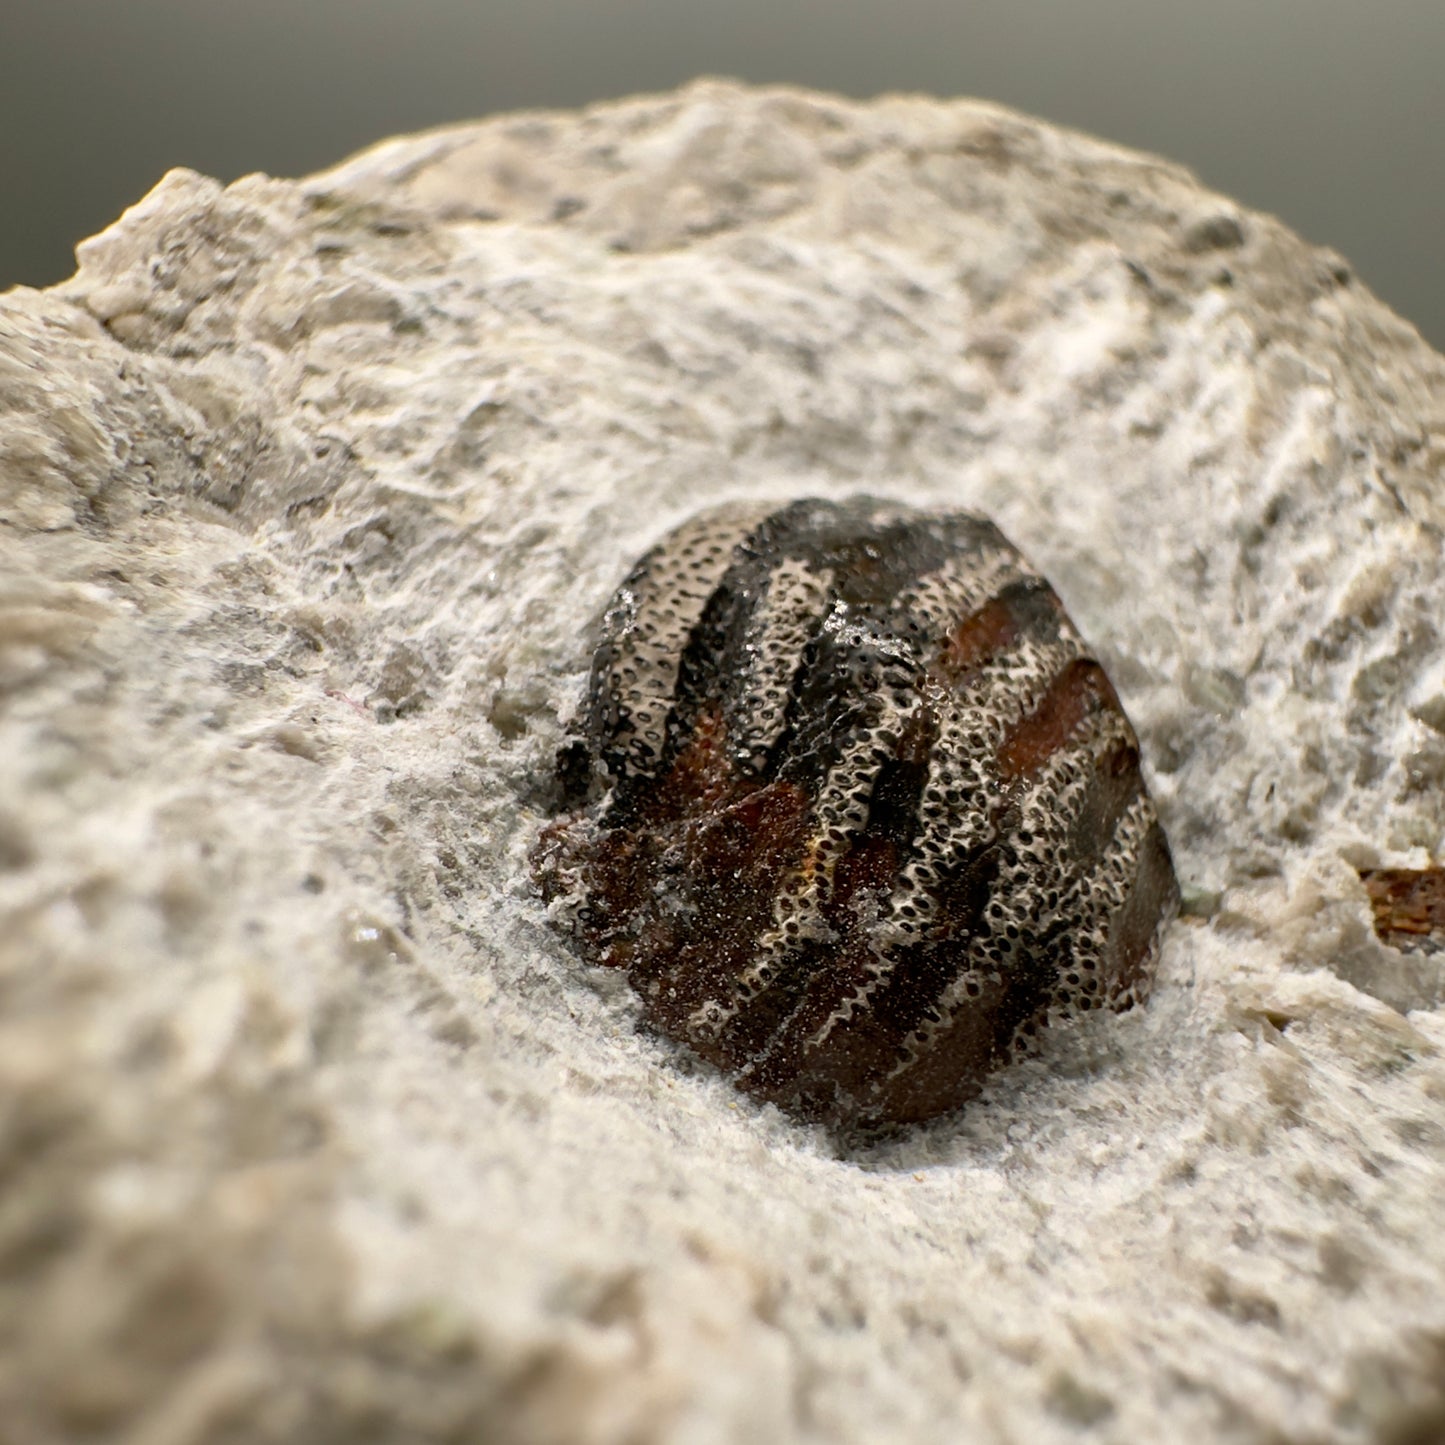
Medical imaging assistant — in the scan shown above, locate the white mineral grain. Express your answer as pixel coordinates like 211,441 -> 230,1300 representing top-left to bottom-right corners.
2,79 -> 1444,1445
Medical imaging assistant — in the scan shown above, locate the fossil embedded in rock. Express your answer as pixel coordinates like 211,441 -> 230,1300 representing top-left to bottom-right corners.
534,496 -> 1178,1128
1359,866 -> 1445,953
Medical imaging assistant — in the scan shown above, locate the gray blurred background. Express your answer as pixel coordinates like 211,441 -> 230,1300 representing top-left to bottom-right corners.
4,1 -> 1442,350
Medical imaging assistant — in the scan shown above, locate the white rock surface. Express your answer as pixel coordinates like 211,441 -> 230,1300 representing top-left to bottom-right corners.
4,79 -> 1445,1444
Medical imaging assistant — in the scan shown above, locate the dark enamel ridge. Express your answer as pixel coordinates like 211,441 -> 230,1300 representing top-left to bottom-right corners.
534,496 -> 1179,1128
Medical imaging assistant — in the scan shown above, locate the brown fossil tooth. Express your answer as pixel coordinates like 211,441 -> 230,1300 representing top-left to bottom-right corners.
534,496 -> 1179,1129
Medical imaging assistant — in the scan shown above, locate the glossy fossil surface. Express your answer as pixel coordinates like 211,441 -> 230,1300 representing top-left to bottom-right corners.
535,496 -> 1178,1128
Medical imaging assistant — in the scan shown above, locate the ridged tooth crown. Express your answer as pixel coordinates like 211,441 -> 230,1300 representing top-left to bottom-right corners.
535,495 -> 1178,1130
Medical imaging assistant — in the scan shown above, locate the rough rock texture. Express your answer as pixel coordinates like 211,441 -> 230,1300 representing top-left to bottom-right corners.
3,79 -> 1445,1444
